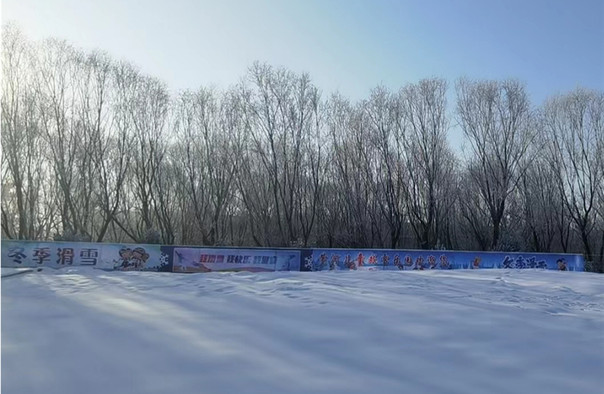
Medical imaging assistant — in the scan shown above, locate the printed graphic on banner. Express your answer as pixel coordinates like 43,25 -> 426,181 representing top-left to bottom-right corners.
98,244 -> 164,271
172,248 -> 300,273
159,246 -> 175,272
304,249 -> 584,272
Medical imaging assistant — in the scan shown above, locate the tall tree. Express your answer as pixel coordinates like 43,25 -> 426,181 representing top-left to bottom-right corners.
325,94 -> 377,247
33,38 -> 97,239
360,87 -> 405,248
456,78 -> 534,250
541,88 -> 604,270
400,79 -> 455,249
241,62 -> 323,246
1,24 -> 53,240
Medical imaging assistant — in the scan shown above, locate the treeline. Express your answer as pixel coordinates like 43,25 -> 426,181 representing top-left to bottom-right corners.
2,25 -> 603,271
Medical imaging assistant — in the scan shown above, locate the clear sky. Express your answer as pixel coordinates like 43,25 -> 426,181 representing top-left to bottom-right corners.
2,0 -> 603,105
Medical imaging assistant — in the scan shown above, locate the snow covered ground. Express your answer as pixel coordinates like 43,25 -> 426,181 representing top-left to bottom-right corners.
2,268 -> 603,394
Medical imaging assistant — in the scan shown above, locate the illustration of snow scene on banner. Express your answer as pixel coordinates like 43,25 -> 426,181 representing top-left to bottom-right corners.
1,240 -> 102,268
302,249 -> 585,272
172,247 -> 301,273
97,244 -> 167,272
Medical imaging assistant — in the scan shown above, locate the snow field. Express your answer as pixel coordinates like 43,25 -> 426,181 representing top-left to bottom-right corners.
2,268 -> 603,394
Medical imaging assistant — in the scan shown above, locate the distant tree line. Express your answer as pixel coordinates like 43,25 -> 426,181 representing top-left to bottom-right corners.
2,25 -> 603,271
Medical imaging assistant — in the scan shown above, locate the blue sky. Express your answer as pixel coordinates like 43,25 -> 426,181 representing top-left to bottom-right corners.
3,0 -> 603,105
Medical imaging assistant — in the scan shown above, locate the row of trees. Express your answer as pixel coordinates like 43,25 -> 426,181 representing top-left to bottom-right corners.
2,25 -> 603,271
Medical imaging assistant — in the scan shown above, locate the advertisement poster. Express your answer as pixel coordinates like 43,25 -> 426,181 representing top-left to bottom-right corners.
172,247 -> 301,273
303,249 -> 584,272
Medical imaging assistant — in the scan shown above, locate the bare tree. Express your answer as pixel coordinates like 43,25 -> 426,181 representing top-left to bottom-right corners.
541,88 -> 604,270
324,94 -> 377,247
358,87 -> 405,248
173,87 -> 243,245
456,78 -> 535,250
597,109 -> 604,267
1,24 -> 51,240
296,91 -> 326,247
32,38 -> 99,240
400,79 -> 455,249
236,83 -> 277,247
240,62 -> 324,246
85,59 -> 134,242
318,94 -> 353,247
457,165 -> 491,251
127,75 -> 169,241
516,156 -> 561,252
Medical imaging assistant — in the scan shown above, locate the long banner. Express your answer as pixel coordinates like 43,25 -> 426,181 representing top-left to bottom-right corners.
1,240 -> 586,272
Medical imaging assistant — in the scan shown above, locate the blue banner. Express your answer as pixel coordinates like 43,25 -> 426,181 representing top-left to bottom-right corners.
303,249 -> 585,272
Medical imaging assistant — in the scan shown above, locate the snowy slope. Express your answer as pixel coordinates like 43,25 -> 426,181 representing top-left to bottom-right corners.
2,268 -> 603,394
